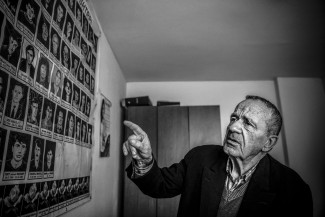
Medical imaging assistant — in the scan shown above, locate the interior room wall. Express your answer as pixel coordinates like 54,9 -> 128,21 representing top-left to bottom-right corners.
62,22 -> 126,217
126,80 -> 285,165
277,77 -> 325,217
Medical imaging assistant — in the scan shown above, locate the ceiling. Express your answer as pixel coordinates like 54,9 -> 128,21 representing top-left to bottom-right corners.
92,0 -> 324,82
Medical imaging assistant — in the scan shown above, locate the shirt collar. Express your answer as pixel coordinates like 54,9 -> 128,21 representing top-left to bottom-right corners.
226,157 -> 259,183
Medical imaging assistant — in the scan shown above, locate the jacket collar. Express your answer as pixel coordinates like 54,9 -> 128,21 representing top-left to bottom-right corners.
199,153 -> 275,217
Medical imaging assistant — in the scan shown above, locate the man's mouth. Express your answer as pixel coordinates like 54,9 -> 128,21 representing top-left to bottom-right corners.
226,137 -> 240,147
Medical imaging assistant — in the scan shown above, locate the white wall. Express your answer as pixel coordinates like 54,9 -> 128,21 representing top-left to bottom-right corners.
126,81 -> 285,164
62,21 -> 126,217
277,77 -> 325,217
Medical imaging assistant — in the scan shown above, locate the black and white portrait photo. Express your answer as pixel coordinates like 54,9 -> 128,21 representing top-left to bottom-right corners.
17,0 -> 40,36
63,12 -> 73,42
53,105 -> 66,135
50,66 -> 63,98
68,0 -> 75,14
86,45 -> 92,66
50,27 -> 61,62
81,120 -> 87,143
1,184 -> 24,216
62,76 -> 72,104
79,90 -> 86,114
35,53 -> 53,90
28,136 -> 44,172
65,111 -> 75,138
91,53 -> 96,72
75,1 -> 82,27
41,0 -> 54,17
4,131 -> 31,173
36,12 -> 50,51
90,75 -> 95,94
4,77 -> 28,122
43,140 -> 56,172
0,20 -> 22,70
85,95 -> 91,117
77,61 -> 84,85
80,37 -> 88,59
87,124 -> 93,145
85,68 -> 90,90
75,116 -> 81,141
72,83 -> 80,109
70,51 -> 80,77
26,89 -> 43,126
40,98 -> 55,131
18,39 -> 38,85
72,25 -> 80,48
82,12 -> 88,36
53,0 -> 66,32
61,40 -> 71,70
20,182 -> 40,215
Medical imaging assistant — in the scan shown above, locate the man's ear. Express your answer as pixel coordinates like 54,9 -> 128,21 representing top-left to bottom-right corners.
262,135 -> 278,152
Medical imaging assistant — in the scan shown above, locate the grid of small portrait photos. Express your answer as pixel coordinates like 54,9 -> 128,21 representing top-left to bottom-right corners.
0,0 -> 98,216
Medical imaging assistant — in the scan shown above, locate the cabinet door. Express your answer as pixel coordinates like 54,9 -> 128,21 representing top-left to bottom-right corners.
189,106 -> 222,149
123,107 -> 157,217
157,106 -> 189,217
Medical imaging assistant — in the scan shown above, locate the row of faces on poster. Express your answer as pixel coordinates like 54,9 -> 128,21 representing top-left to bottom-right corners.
0,18 -> 96,97
0,176 -> 90,217
0,71 -> 94,145
1,0 -> 98,56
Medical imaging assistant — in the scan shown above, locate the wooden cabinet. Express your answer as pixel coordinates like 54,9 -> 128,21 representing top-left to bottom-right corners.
123,105 -> 221,217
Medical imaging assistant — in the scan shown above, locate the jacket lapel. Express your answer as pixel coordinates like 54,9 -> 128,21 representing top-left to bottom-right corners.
237,155 -> 276,217
199,156 -> 227,217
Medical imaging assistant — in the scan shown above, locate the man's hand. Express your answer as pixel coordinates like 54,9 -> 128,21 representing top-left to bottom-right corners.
123,121 -> 152,163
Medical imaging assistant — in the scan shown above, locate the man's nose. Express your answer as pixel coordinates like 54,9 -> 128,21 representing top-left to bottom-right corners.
228,119 -> 242,133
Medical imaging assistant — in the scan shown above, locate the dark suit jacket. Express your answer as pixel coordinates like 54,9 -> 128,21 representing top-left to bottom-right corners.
5,100 -> 25,121
19,59 -> 35,78
127,145 -> 313,217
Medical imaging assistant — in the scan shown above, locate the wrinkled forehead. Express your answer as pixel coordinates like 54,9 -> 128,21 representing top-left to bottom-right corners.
234,99 -> 270,120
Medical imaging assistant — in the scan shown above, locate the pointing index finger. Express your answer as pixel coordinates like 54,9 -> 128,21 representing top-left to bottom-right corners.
124,120 -> 146,137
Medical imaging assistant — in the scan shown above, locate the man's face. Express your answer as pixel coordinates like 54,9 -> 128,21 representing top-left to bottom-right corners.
42,23 -> 48,41
55,71 -> 61,86
74,91 -> 79,101
86,74 -> 89,83
26,49 -> 34,64
223,100 -> 270,161
12,140 -> 27,162
81,95 -> 85,104
69,116 -> 74,129
65,82 -> 71,96
26,3 -> 35,21
8,36 -> 19,55
34,144 -> 40,161
40,64 -> 47,81
9,186 -> 19,202
47,150 -> 53,164
12,85 -> 23,103
73,59 -> 78,68
67,22 -> 72,36
56,5 -> 63,22
52,34 -> 59,53
79,68 -> 83,80
76,122 -> 80,133
63,45 -> 69,62
45,105 -> 52,120
31,102 -> 38,119
52,181 -> 57,190
29,184 -> 37,197
57,111 -> 63,126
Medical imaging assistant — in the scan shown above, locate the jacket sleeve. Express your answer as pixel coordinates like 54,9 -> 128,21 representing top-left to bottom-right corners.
125,147 -> 199,199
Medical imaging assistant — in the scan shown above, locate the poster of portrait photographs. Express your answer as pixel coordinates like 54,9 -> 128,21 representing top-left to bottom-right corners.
0,0 -> 99,216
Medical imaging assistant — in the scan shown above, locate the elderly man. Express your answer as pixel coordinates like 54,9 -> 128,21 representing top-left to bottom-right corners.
123,95 -> 313,217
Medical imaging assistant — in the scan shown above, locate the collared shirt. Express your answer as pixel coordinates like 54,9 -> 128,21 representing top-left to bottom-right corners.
225,158 -> 259,193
